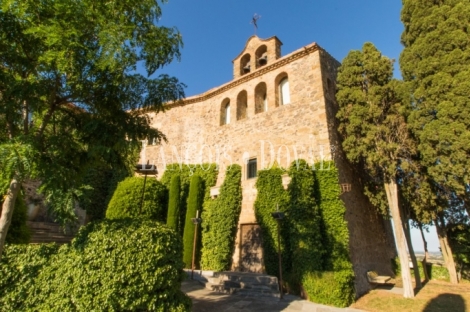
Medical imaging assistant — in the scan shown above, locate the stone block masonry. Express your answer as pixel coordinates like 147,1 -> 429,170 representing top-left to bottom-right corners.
142,35 -> 396,297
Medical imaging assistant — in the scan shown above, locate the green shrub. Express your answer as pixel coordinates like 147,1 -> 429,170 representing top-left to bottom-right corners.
0,244 -> 59,311
79,167 -> 130,221
182,175 -> 203,268
395,257 -> 451,282
201,165 -> 242,271
161,163 -> 218,232
254,166 -> 290,276
106,176 -> 168,221
5,194 -> 31,244
302,270 -> 355,308
27,219 -> 191,311
167,175 -> 181,232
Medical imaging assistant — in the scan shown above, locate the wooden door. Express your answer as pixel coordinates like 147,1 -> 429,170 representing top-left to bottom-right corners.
239,223 -> 263,273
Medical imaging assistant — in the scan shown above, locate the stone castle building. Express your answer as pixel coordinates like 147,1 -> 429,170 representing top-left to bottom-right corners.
142,35 -> 396,296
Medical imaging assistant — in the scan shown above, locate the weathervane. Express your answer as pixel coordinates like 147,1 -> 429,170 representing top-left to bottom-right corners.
251,14 -> 261,34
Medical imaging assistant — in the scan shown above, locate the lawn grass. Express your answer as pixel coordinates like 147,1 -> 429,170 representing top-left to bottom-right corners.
351,280 -> 470,312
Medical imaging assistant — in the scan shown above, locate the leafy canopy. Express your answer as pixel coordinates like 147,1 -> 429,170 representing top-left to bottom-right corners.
0,0 -> 185,222
400,0 -> 470,210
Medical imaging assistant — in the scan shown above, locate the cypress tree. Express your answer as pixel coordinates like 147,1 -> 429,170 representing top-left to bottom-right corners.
166,175 -> 181,233
182,175 -> 203,268
336,42 -> 418,297
400,0 -> 469,284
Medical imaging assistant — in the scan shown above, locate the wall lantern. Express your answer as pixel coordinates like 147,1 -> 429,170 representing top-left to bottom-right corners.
135,161 -> 158,215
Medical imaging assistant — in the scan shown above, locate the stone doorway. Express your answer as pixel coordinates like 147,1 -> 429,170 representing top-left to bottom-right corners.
239,223 -> 264,273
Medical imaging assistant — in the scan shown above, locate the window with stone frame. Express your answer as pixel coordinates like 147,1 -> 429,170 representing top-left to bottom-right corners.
247,158 -> 257,179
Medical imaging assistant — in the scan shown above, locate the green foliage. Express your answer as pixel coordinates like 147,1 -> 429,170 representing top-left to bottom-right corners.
182,175 -> 203,268
0,143 -> 35,193
302,270 -> 355,308
448,222 -> 470,279
79,167 -> 131,222
254,161 -> 354,307
5,194 -> 30,244
106,177 -> 168,222
401,0 -> 470,215
287,160 -> 324,276
161,163 -> 218,234
394,257 -> 452,282
254,167 -> 290,276
0,244 -> 59,311
336,42 -> 414,181
25,219 -> 190,311
313,162 -> 352,272
201,165 -> 242,271
167,175 -> 181,232
0,0 -> 185,253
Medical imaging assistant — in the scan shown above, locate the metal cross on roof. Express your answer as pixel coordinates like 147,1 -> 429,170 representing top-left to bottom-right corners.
251,14 -> 261,34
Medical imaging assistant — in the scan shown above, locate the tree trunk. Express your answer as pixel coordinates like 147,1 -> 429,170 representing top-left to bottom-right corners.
384,180 -> 414,298
434,216 -> 459,284
403,217 -> 422,288
0,177 -> 21,260
418,222 -> 430,282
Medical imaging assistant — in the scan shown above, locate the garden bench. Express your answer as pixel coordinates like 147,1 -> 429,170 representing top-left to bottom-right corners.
367,271 -> 395,285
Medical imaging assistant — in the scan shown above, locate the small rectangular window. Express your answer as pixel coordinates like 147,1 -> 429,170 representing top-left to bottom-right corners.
247,158 -> 257,179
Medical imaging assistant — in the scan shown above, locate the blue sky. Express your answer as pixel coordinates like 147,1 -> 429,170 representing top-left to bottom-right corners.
152,0 -> 440,253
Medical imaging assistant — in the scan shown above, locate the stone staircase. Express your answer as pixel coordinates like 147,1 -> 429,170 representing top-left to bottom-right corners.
27,221 -> 75,244
193,271 -> 281,298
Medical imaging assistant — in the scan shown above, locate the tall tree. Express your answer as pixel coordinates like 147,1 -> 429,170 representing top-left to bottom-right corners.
336,43 -> 418,298
0,0 -> 185,259
400,0 -> 470,283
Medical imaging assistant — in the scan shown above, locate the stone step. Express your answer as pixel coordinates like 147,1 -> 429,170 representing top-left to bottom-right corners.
27,221 -> 75,244
202,271 -> 280,298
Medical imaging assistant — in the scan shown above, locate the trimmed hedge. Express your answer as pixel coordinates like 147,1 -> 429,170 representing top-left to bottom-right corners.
167,175 -> 181,232
106,176 -> 168,221
5,194 -> 31,244
161,163 -> 217,234
0,244 -> 59,311
254,166 -> 290,276
302,270 -> 355,308
23,219 -> 190,311
182,175 -> 203,268
201,165 -> 242,271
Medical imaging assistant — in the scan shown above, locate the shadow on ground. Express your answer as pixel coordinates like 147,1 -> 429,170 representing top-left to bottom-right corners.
181,279 -> 362,312
423,293 -> 465,312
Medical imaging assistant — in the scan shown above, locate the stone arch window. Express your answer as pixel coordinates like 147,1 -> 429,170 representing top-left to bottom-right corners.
220,98 -> 231,125
255,45 -> 268,68
240,53 -> 251,75
237,90 -> 248,120
255,82 -> 267,114
275,73 -> 290,106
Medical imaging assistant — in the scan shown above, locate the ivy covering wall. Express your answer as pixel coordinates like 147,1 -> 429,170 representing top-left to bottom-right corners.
254,160 -> 354,307
201,165 -> 242,271
287,160 -> 324,281
254,166 -> 290,276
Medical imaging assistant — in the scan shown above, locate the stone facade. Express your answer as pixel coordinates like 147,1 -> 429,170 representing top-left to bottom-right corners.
142,36 -> 396,297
